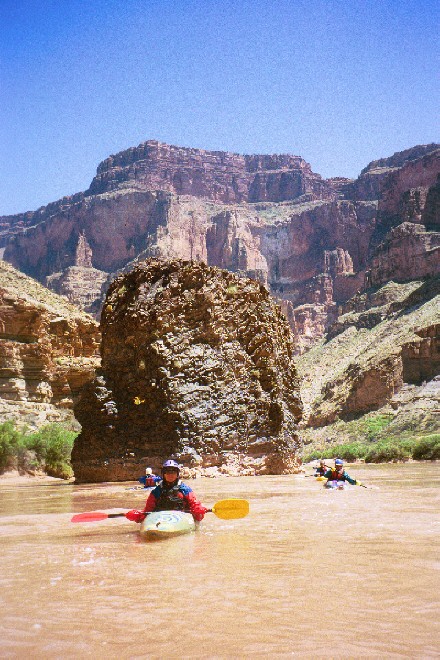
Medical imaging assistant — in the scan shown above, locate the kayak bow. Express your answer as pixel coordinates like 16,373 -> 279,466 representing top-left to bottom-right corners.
140,510 -> 196,539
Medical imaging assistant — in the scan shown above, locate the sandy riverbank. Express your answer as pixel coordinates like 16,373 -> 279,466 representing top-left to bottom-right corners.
0,470 -> 70,485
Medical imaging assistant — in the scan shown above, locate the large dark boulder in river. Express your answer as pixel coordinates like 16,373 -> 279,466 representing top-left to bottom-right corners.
71,259 -> 303,482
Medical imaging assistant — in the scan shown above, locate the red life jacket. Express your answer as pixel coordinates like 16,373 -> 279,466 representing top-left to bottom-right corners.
329,469 -> 345,481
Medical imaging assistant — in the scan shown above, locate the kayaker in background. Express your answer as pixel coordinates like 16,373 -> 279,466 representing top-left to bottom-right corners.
126,459 -> 208,523
314,459 -> 329,476
324,458 -> 363,488
138,467 -> 161,489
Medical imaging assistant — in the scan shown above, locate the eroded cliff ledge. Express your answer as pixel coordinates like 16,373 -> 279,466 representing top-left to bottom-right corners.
87,140 -> 335,203
0,260 -> 100,429
71,259 -> 303,482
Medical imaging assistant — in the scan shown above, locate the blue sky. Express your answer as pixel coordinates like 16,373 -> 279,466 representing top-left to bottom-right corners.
1,0 -> 439,215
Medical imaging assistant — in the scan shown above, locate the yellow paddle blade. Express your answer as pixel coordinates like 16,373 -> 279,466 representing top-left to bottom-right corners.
211,498 -> 249,520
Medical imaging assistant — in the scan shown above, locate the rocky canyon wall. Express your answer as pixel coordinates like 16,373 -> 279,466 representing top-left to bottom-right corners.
0,260 -> 100,430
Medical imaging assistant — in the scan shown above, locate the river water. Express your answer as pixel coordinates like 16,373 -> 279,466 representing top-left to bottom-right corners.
1,463 -> 439,659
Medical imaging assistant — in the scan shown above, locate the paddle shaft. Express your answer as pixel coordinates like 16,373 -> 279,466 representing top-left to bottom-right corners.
116,507 -> 239,516
107,513 -> 127,518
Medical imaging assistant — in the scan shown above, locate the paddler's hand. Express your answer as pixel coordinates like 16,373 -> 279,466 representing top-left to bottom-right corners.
125,509 -> 147,523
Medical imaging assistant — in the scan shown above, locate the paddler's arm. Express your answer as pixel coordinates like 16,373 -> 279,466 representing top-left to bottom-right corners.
344,473 -> 358,485
184,489 -> 209,521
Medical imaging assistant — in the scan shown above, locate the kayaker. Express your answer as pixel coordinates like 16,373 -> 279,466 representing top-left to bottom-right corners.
323,458 -> 362,487
138,467 -> 161,488
126,459 -> 208,523
314,459 -> 329,476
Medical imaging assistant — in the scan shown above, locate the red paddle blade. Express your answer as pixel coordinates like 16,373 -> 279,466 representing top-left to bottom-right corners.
71,511 -> 109,523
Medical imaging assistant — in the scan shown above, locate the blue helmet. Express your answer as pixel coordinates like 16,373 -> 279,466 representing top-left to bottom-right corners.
335,458 -> 344,466
162,459 -> 180,472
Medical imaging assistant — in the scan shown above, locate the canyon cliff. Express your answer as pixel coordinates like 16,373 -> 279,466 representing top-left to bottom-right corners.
2,141 -> 439,356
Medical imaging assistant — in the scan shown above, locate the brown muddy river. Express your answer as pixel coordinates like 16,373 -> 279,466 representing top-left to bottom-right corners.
1,463 -> 439,658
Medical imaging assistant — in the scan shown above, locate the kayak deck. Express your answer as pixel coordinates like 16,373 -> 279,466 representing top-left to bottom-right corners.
140,510 -> 196,540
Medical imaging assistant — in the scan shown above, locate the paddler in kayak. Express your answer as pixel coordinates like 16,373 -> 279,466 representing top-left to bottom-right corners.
314,459 -> 329,476
138,467 -> 161,488
126,459 -> 208,523
324,458 -> 363,488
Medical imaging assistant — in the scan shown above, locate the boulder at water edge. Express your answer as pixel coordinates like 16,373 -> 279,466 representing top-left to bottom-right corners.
71,259 -> 303,482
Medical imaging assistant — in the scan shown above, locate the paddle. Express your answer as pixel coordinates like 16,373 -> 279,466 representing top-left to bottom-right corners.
71,498 -> 249,523
207,498 -> 249,520
71,511 -> 127,523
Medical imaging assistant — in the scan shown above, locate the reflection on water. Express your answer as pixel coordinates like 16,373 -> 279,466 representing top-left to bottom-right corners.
0,463 -> 439,658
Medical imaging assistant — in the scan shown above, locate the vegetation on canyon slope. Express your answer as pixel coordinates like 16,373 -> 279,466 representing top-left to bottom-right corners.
303,421 -> 440,463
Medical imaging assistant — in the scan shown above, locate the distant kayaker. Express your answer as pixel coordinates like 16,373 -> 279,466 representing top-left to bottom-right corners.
138,467 -> 161,489
314,459 -> 329,476
126,459 -> 208,523
324,458 -> 362,487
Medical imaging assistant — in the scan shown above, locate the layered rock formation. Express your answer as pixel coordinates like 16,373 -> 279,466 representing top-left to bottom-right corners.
368,222 -> 440,287
297,277 -> 440,427
45,232 -> 108,310
71,259 -> 303,482
87,141 -> 336,203
1,141 -> 439,354
0,260 -> 100,430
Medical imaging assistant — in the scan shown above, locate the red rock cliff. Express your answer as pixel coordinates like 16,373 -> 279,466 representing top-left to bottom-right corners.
2,142 -> 439,352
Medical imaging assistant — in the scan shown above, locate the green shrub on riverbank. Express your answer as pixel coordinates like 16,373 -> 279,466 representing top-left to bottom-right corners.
0,421 -> 77,478
412,434 -> 440,460
0,422 -> 24,472
303,433 -> 439,464
364,438 -> 415,463
304,442 -> 368,463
